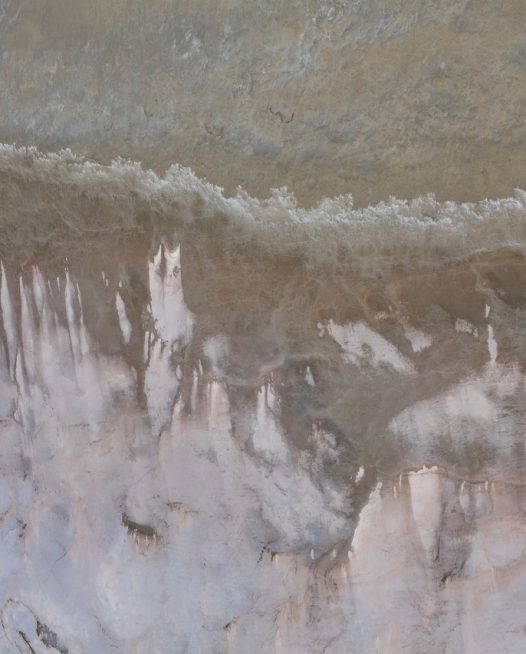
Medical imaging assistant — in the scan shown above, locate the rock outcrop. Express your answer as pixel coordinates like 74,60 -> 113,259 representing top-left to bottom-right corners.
0,147 -> 526,651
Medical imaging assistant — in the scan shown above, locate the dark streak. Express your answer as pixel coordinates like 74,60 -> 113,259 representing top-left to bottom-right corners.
122,512 -> 158,539
268,105 -> 295,124
18,630 -> 35,654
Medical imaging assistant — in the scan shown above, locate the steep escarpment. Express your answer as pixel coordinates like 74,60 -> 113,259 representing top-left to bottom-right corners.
1,147 -> 526,651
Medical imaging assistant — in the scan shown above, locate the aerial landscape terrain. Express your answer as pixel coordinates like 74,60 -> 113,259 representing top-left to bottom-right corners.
1,2 -> 526,652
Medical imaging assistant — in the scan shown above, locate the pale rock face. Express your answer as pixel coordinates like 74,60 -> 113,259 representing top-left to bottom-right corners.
0,147 -> 526,652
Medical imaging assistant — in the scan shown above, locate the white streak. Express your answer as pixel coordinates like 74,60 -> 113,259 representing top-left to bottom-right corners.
115,293 -> 132,344
323,320 -> 415,374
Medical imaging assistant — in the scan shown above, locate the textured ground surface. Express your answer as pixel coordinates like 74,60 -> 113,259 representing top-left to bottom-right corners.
1,1 -> 526,205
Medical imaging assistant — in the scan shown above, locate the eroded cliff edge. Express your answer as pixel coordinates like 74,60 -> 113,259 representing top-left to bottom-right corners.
1,148 -> 526,652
